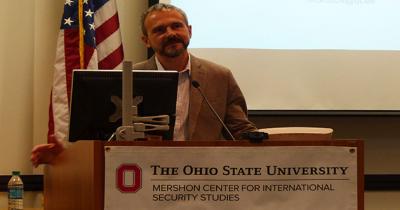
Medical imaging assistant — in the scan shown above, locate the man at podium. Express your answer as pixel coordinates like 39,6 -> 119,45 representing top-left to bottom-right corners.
31,3 -> 257,166
135,3 -> 257,141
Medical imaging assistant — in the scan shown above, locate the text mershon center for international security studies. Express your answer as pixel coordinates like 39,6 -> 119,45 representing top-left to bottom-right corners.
150,164 -> 347,202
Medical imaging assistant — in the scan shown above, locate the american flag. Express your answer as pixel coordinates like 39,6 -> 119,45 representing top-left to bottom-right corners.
48,0 -> 124,142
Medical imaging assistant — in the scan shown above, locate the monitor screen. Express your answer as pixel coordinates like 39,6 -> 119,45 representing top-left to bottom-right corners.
68,70 -> 178,142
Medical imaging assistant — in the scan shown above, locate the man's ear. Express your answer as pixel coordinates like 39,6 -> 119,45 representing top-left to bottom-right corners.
141,35 -> 151,48
188,25 -> 192,38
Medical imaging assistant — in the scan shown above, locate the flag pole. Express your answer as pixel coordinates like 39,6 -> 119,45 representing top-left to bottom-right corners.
78,0 -> 84,68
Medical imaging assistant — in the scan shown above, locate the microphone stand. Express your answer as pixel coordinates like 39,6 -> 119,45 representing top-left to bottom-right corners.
191,80 -> 236,140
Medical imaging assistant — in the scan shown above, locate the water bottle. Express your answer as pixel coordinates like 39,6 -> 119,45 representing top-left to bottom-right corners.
8,171 -> 23,210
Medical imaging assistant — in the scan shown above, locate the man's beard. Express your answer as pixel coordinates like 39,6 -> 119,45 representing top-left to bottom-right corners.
159,36 -> 189,58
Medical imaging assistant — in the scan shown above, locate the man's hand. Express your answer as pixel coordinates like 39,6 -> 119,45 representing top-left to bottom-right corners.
31,134 -> 65,167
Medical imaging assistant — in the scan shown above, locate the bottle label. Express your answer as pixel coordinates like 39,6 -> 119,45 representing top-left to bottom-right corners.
9,188 -> 23,199
8,187 -> 23,210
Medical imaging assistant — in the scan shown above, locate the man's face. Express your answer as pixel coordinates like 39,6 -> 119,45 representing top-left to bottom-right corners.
142,9 -> 192,58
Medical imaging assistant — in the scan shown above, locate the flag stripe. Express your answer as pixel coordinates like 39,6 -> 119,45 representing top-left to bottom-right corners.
51,31 -> 70,142
98,44 -> 124,69
97,29 -> 124,61
94,0 -> 117,26
84,45 -> 96,68
47,94 -> 55,138
63,29 -> 81,104
96,13 -> 120,44
87,50 -> 99,69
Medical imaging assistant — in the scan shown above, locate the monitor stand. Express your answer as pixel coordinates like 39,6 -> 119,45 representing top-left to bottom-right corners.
115,61 -> 170,141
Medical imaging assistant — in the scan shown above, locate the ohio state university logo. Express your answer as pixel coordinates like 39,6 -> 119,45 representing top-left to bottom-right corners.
116,164 -> 142,193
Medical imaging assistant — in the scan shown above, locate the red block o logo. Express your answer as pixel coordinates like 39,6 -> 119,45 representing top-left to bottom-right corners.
116,164 -> 142,193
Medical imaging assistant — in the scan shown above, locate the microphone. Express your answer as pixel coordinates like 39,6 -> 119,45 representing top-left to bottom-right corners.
191,80 -> 236,140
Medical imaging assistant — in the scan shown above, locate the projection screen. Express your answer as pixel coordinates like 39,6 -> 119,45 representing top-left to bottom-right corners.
159,0 -> 400,111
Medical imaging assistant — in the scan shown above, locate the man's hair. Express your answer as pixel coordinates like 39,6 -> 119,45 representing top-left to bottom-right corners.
141,3 -> 189,36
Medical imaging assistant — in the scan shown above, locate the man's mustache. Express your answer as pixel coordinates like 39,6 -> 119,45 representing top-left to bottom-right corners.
162,36 -> 185,46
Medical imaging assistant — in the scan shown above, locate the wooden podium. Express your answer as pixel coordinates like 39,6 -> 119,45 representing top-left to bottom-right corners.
44,140 -> 364,210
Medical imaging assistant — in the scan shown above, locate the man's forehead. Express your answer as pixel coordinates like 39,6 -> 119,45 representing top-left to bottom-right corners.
146,9 -> 185,24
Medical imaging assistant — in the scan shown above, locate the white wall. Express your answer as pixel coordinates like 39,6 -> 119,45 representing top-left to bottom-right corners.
0,0 -> 35,175
0,0 -> 36,208
118,0 -> 148,63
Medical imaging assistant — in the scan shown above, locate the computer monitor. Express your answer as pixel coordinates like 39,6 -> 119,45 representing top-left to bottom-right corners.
68,70 -> 178,142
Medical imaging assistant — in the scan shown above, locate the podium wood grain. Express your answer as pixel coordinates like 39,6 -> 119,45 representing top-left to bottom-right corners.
44,141 -> 104,210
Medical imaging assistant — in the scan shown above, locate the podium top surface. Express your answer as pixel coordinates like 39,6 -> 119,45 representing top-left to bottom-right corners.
99,139 -> 362,147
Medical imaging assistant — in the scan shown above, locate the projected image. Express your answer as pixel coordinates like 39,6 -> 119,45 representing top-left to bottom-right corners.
170,0 -> 400,50
159,0 -> 400,111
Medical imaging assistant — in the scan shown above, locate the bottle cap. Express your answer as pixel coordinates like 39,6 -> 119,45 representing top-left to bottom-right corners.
12,171 -> 20,176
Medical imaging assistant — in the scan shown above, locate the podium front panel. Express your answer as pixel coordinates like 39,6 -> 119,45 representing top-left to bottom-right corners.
104,142 -> 361,210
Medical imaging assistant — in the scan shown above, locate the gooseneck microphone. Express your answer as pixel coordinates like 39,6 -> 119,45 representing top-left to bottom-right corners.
191,80 -> 236,140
